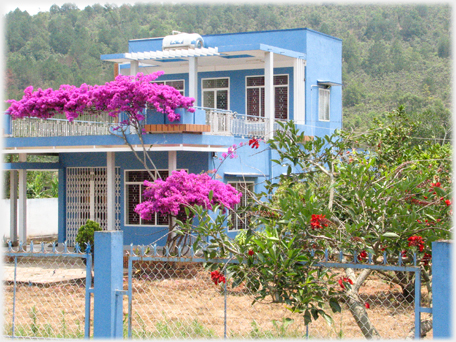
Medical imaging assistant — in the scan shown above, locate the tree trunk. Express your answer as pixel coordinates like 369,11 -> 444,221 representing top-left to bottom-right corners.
345,290 -> 382,339
345,268 -> 382,339
406,319 -> 433,339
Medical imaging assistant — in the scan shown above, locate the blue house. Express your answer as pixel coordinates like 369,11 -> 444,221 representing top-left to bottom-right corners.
3,28 -> 342,247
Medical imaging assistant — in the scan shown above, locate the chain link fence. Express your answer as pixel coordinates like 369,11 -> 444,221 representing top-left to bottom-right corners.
3,248 -> 91,339
126,257 -> 433,339
3,247 -> 432,339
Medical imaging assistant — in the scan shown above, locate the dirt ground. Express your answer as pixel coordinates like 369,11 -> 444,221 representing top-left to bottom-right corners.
3,258 -> 433,339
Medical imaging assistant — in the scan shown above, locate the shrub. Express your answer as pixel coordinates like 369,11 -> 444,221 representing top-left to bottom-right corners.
75,219 -> 102,252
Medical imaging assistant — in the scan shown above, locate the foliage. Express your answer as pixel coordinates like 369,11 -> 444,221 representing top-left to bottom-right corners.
75,219 -> 102,253
4,4 -> 451,136
177,106 -> 451,333
26,172 -> 58,198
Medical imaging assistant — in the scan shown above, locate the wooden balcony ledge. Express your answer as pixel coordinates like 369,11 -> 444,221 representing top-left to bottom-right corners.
144,124 -> 211,134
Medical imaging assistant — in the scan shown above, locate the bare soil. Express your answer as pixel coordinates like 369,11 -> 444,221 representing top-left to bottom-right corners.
3,259 -> 433,339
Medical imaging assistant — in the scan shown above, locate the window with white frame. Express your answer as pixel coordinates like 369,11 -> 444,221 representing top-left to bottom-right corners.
228,182 -> 254,231
318,88 -> 330,121
125,169 -> 186,226
151,80 -> 185,95
246,75 -> 288,120
202,78 -> 229,110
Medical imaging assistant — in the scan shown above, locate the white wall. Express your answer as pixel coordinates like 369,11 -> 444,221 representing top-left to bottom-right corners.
1,198 -> 58,239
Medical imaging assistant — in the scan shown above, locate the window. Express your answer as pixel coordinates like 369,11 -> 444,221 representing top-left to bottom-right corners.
228,182 -> 254,231
151,80 -> 185,95
202,78 -> 229,110
124,169 -> 174,226
246,75 -> 288,120
318,88 -> 330,121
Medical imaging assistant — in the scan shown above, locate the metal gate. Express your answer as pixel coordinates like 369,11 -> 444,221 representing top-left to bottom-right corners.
66,167 -> 121,245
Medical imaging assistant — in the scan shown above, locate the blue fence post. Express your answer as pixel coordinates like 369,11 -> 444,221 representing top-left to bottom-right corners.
432,240 -> 452,338
93,231 -> 124,338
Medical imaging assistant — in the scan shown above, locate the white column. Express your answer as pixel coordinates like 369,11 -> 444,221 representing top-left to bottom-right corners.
293,58 -> 306,124
10,170 -> 18,245
18,154 -> 27,243
264,51 -> 275,140
107,152 -> 116,231
189,57 -> 198,104
168,151 -> 177,173
130,60 -> 139,76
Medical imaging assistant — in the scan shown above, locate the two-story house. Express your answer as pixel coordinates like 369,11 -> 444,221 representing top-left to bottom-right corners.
3,28 -> 342,247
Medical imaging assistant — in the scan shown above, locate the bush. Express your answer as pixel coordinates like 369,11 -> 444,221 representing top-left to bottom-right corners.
75,220 -> 102,253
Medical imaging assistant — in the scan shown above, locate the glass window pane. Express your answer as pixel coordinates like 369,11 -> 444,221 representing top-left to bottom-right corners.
203,91 -> 215,108
216,90 -> 228,110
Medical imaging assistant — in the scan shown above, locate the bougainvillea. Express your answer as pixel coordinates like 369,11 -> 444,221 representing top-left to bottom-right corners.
5,72 -> 195,122
134,170 -> 242,219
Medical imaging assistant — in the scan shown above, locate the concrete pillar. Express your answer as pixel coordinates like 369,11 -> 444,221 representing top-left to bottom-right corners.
432,240 -> 452,338
93,231 -> 124,338
264,51 -> 274,140
293,58 -> 306,124
58,167 -> 66,243
106,152 -> 116,231
168,151 -> 177,173
189,57 -> 198,104
130,60 -> 139,76
18,154 -> 27,243
9,170 -> 18,245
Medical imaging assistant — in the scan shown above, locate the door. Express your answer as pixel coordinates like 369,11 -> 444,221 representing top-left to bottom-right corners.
66,167 -> 120,246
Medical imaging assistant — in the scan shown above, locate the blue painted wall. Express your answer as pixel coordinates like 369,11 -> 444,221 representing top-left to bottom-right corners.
304,30 -> 343,137
432,240 -> 452,338
58,150 -> 222,245
129,28 -> 310,55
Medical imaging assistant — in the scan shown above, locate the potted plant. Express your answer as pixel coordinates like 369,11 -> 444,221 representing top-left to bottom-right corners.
75,219 -> 102,265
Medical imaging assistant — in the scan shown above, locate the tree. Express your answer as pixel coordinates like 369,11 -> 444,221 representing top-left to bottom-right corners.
5,71 -> 207,251
177,106 -> 451,338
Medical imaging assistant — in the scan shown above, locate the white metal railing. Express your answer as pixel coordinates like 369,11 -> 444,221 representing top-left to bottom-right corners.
11,113 -> 117,138
199,106 -> 287,139
9,109 -> 287,139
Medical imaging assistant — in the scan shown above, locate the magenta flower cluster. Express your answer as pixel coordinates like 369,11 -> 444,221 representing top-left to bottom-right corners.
5,72 -> 195,122
134,170 -> 242,219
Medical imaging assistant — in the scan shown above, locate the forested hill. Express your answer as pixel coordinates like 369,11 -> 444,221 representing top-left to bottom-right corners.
4,3 -> 452,139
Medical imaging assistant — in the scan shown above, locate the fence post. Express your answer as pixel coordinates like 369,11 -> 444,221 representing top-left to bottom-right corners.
431,240 -> 452,338
93,231 -> 124,338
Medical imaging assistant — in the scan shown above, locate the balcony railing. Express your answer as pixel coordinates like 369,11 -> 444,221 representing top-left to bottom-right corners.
9,112 -> 117,138
200,107 -> 285,140
7,109 -> 286,140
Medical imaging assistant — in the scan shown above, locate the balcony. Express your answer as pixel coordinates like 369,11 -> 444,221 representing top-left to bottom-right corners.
5,108 -> 285,140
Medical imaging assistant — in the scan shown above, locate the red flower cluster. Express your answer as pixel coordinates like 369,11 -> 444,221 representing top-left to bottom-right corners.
338,277 -> 353,289
248,250 -> 254,256
310,214 -> 329,230
210,270 -> 226,285
364,302 -> 370,309
357,250 -> 368,262
445,199 -> 452,206
249,138 -> 260,149
408,235 -> 425,252
421,253 -> 432,266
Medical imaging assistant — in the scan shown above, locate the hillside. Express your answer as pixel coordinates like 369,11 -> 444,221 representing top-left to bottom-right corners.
4,3 -> 452,140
